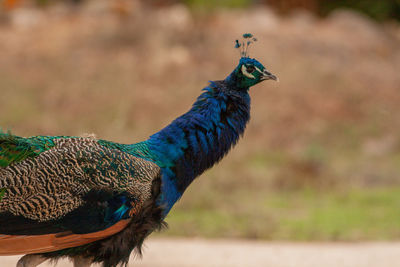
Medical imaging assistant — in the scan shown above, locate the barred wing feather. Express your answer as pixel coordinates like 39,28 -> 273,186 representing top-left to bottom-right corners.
0,134 -> 160,255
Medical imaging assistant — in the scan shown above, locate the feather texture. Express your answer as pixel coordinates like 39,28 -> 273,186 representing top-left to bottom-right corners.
147,80 -> 251,214
0,137 -> 159,222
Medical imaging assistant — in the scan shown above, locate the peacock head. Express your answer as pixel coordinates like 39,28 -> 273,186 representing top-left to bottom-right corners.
228,33 -> 277,89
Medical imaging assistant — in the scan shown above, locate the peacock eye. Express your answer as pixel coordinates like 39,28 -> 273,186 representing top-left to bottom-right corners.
246,65 -> 255,73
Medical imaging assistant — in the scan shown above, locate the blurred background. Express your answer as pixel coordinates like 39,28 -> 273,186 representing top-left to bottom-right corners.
0,0 -> 399,242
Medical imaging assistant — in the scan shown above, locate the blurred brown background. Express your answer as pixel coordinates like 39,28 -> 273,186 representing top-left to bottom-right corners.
0,0 -> 400,241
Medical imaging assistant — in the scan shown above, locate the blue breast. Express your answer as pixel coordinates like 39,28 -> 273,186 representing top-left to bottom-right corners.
146,80 -> 251,216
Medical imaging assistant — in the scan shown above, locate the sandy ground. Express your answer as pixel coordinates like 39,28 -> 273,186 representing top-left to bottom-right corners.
2,238 -> 400,267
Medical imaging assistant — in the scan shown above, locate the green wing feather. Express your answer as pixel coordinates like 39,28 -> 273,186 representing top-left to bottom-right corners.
0,131 -> 56,167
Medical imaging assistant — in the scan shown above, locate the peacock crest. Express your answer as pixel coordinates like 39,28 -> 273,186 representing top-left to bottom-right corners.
235,33 -> 258,57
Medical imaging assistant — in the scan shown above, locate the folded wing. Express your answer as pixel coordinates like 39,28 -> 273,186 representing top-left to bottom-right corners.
0,134 -> 160,255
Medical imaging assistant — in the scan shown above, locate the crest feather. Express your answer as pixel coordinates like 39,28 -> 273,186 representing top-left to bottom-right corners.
235,33 -> 257,57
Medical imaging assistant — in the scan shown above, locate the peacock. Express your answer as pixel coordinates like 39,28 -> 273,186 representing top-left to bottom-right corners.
0,34 -> 277,267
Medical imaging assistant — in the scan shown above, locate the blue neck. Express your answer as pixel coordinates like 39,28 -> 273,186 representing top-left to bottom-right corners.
146,77 -> 251,215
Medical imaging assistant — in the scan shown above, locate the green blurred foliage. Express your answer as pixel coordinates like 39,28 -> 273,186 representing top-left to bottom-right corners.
320,0 -> 400,21
162,187 -> 400,240
182,0 -> 251,9
266,0 -> 400,21
182,0 -> 400,21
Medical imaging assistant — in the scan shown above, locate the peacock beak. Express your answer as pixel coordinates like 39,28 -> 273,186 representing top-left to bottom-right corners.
261,69 -> 278,81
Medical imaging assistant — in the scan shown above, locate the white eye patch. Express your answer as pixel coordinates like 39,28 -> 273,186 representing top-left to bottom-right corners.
241,65 -> 255,79
241,65 -> 264,79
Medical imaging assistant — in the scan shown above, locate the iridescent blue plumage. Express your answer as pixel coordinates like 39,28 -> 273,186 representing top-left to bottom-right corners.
147,83 -> 250,213
145,56 -> 276,215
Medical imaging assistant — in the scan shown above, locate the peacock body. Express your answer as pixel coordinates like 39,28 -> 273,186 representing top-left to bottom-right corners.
0,36 -> 277,267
